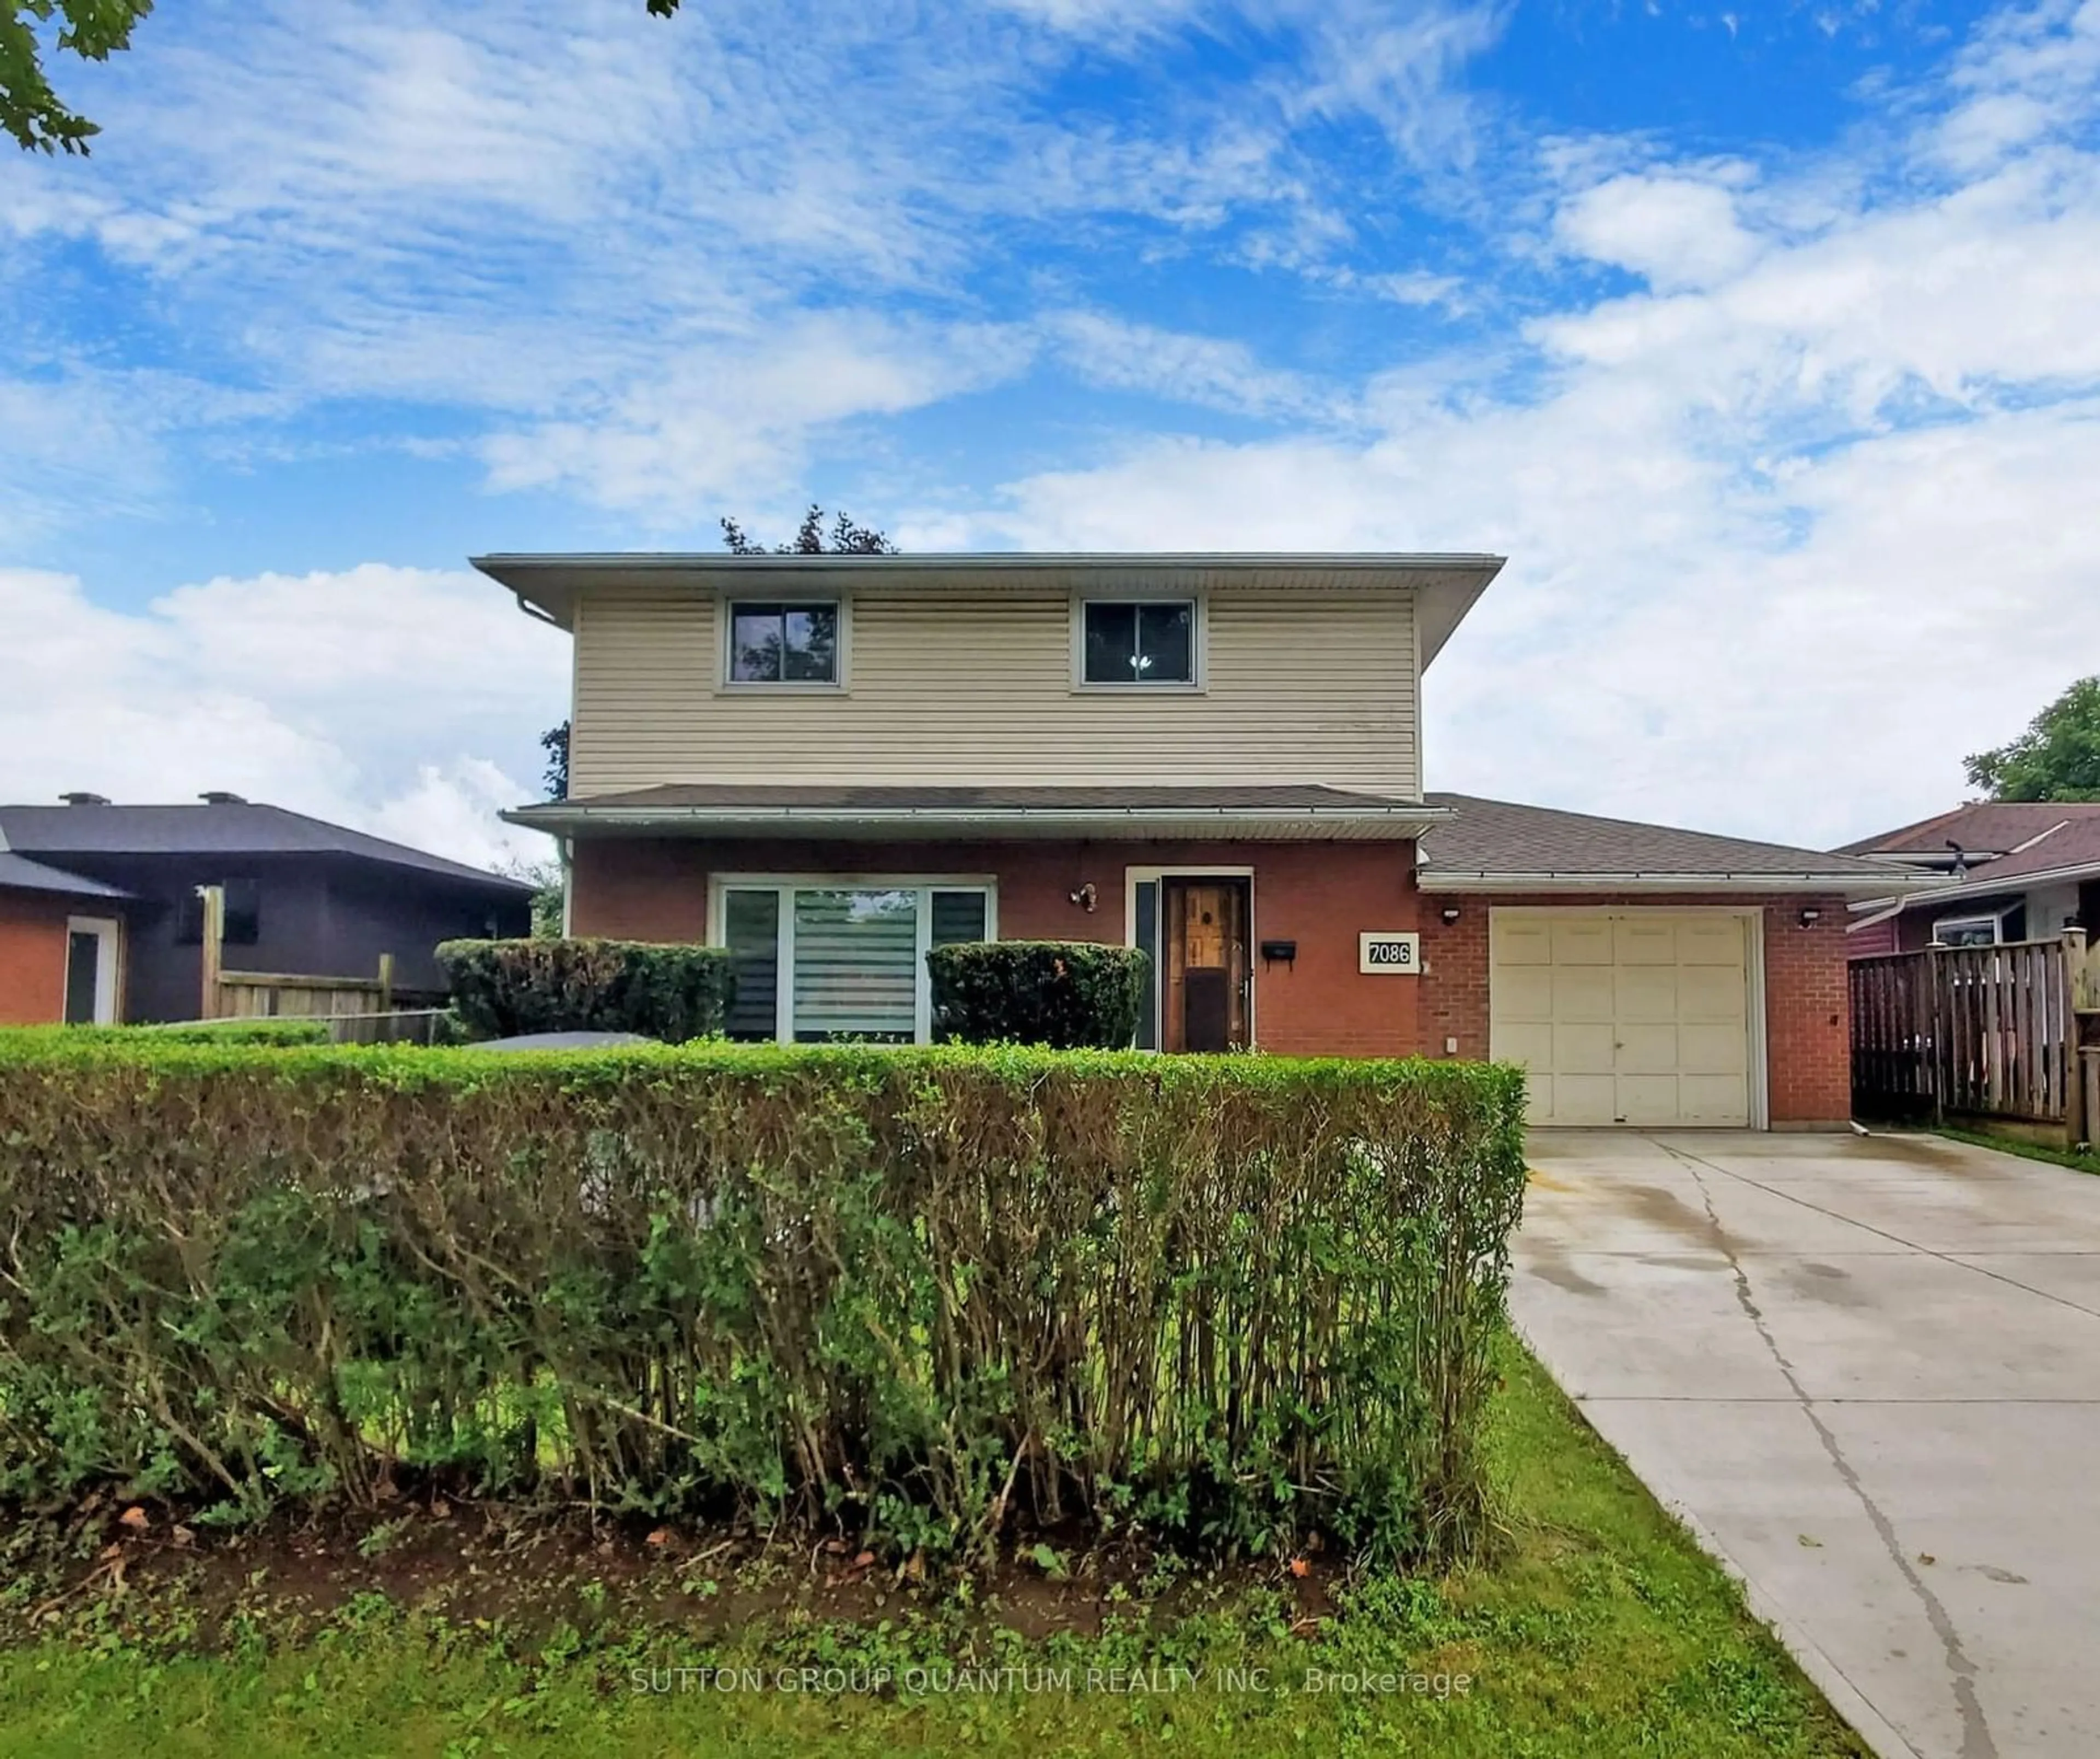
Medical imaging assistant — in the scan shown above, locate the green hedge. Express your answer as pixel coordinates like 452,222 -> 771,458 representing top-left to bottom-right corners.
927,941 -> 1149,1047
0,1038 -> 1527,1566
436,937 -> 733,1041
143,1018 -> 334,1045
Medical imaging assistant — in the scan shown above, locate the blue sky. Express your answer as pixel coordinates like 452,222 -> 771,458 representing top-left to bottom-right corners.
5,0 -> 2098,865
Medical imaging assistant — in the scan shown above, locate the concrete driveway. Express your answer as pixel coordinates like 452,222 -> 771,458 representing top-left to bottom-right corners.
1512,1130 -> 2100,1759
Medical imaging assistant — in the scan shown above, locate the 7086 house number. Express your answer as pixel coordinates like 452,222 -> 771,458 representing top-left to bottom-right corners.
1358,931 -> 1421,974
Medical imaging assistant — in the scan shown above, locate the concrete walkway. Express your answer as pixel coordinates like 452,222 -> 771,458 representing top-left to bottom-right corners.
1512,1130 -> 2100,1759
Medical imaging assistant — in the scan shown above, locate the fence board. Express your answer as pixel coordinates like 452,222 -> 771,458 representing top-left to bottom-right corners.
325,1010 -> 451,1046
1852,937 -> 2075,1126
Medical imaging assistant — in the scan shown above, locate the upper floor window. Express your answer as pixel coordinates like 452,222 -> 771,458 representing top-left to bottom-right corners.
729,601 -> 839,684
1081,600 -> 1194,685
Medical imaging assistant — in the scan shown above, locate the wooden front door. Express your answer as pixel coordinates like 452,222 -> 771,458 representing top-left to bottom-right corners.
1162,879 -> 1249,1052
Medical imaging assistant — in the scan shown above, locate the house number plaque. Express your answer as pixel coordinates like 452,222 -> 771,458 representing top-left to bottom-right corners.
1358,931 -> 1420,974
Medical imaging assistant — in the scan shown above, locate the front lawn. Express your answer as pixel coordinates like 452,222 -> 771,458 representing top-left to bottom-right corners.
1938,1125 -> 2100,1178
0,1336 -> 1865,1758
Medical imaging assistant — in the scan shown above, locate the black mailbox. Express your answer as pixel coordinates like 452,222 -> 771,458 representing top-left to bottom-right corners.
1259,939 -> 1297,966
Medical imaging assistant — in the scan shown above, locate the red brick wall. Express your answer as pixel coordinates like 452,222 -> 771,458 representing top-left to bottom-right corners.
569,836 -> 1422,1057
0,890 -> 71,1025
568,842 -> 1853,1121
1416,891 -> 1853,1127
1761,897 -> 1854,1125
1845,913 -> 1898,959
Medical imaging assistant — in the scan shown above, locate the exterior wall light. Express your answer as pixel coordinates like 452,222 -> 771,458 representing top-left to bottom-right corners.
1799,906 -> 1822,928
1440,905 -> 1462,925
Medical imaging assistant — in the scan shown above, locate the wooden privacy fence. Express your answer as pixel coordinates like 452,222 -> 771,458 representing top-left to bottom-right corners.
212,965 -> 395,1020
195,883 -> 427,1023
1852,929 -> 2093,1142
324,1009 -> 451,1046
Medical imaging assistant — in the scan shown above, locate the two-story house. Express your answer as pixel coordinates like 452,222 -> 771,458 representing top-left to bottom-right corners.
482,551 -> 1916,1129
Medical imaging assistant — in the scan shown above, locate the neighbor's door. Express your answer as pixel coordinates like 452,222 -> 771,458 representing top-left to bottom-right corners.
1162,879 -> 1249,1052
63,916 -> 120,1026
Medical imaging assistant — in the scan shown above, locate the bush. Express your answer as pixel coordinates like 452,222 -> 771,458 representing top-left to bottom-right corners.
436,937 -> 733,1042
0,1038 -> 1526,1566
927,941 -> 1148,1047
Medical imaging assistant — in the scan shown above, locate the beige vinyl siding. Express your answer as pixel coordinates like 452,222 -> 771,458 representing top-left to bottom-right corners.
569,583 -> 1422,797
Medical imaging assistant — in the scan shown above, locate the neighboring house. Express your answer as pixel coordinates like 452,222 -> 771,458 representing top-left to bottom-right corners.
1839,802 -> 2100,956
0,795 -> 534,1025
0,844 -> 131,1026
481,551 -> 1918,1130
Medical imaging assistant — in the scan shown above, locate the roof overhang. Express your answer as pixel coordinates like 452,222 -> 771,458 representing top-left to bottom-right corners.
1417,869 -> 1949,899
1881,857 -> 2100,912
505,800 -> 1451,843
470,551 -> 1506,671
0,849 -> 132,901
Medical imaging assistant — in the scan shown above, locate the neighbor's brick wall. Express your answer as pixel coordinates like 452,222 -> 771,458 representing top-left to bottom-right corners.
569,836 -> 1423,1057
0,890 -> 71,1025
1416,891 -> 1853,1127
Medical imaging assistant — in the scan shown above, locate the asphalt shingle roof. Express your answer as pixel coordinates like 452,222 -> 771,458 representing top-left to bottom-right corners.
531,783 -> 1898,881
1838,801 -> 2100,859
530,783 -> 1427,812
1880,816 -> 2100,899
0,802 -> 531,894
1418,793 -> 1901,881
0,851 -> 131,900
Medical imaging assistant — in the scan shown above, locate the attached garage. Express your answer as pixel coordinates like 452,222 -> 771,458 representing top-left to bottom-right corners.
1489,909 -> 1758,1127
1416,794 -> 1941,1132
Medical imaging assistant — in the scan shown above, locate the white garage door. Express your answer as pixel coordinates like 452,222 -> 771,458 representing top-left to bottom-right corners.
1490,911 -> 1755,1128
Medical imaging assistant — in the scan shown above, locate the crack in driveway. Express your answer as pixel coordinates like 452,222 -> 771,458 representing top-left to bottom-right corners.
1661,1141 -> 1998,1759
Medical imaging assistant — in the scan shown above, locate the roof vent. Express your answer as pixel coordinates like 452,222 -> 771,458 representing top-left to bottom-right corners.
60,791 -> 111,806
199,790 -> 248,806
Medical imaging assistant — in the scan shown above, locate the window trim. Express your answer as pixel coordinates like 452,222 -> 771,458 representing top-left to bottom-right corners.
718,594 -> 850,692
709,874 -> 998,1044
1069,591 -> 1205,692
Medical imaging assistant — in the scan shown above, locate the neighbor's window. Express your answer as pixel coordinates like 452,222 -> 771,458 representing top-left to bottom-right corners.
1082,600 -> 1194,685
729,601 -> 839,684
1933,914 -> 2004,948
175,878 -> 261,946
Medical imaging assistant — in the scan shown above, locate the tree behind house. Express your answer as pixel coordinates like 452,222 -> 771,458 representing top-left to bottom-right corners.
1965,676 -> 2100,802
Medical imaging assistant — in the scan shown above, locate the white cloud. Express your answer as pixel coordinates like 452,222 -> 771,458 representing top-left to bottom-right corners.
988,0 -> 1201,36
478,314 -> 1031,519
932,1 -> 2100,847
0,0 -> 1374,529
1287,0 -> 1510,173
2,565 -> 565,867
1042,310 -> 1343,420
1929,0 -> 2100,169
1555,172 -> 1763,292
8,0 -> 2100,865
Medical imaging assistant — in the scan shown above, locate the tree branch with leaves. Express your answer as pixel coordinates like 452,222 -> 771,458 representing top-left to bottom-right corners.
2,0 -> 151,153
5,2 -> 695,155
1965,676 -> 2100,803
